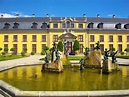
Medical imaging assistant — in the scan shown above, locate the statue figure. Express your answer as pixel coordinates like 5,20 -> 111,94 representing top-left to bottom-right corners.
94,41 -> 101,51
104,48 -> 111,60
45,52 -> 50,64
79,58 -> 85,70
84,47 -> 90,56
111,50 -> 118,63
56,49 -> 61,61
51,42 -> 56,62
63,39 -> 67,55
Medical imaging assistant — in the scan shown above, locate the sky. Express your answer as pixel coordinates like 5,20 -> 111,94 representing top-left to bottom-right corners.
0,0 -> 129,18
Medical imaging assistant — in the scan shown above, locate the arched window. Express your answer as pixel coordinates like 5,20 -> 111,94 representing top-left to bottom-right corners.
97,22 -> 103,29
115,23 -> 121,29
87,22 -> 94,28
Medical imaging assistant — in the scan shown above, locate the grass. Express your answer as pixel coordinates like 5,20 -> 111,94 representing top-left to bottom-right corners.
39,56 -> 84,61
116,56 -> 129,59
68,56 -> 84,60
0,55 -> 28,61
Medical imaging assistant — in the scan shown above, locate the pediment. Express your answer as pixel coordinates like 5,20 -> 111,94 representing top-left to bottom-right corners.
59,32 -> 77,39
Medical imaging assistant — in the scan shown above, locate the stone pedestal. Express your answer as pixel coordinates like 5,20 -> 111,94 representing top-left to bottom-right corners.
102,59 -> 118,73
84,50 -> 102,68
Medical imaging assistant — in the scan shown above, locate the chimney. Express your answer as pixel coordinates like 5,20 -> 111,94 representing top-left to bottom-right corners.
1,15 -> 3,18
32,14 -> 35,17
16,14 -> 19,18
83,14 -> 86,17
97,14 -> 100,18
112,15 -> 116,18
46,14 -> 49,17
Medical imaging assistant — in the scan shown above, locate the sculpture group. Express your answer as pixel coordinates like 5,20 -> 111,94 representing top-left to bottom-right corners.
42,40 -> 118,73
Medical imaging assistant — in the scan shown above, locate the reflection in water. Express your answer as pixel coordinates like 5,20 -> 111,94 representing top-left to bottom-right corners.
0,65 -> 129,91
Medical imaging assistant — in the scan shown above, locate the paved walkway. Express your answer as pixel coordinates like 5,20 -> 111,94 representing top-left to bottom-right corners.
0,55 -> 129,71
0,55 -> 45,71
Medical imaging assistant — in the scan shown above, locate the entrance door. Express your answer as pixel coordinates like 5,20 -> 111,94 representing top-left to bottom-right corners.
67,42 -> 72,54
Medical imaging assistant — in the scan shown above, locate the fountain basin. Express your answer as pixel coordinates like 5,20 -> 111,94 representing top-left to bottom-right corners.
0,65 -> 129,96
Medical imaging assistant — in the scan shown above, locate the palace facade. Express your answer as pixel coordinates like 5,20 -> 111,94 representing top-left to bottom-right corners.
0,14 -> 129,55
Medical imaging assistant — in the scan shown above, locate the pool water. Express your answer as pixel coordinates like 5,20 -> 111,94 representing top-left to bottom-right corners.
0,65 -> 129,91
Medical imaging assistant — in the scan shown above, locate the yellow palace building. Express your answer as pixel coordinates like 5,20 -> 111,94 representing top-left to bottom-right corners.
0,14 -> 129,55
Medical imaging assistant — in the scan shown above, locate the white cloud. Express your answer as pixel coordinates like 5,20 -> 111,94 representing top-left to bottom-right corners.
0,13 -> 15,18
0,12 -> 31,18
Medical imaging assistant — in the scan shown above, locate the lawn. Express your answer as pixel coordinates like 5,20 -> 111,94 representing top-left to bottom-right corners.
40,56 -> 84,61
116,56 -> 129,59
0,55 -> 27,61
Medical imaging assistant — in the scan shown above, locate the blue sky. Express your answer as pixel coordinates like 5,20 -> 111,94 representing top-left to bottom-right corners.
0,0 -> 129,18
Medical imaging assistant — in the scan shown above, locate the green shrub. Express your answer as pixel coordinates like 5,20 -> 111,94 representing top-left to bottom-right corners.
57,41 -> 63,52
41,51 -> 46,55
0,47 -> 2,51
1,51 -> 6,56
23,48 -> 27,53
121,52 -> 124,55
4,48 -> 8,53
101,51 -> 104,55
112,48 -> 116,51
21,51 -> 25,56
73,40 -> 80,51
43,46 -> 49,51
124,48 -> 129,52
31,51 -> 35,55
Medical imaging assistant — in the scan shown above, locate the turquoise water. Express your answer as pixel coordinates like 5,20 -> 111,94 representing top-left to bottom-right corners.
0,65 -> 129,91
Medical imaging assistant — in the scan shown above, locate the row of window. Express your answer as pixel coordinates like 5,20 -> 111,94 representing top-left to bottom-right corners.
3,35 -> 83,42
3,22 -> 129,29
4,35 -> 47,42
3,43 -> 128,54
90,44 -> 129,52
90,35 -> 129,42
88,22 -> 129,29
3,34 -> 129,43
3,44 -> 46,54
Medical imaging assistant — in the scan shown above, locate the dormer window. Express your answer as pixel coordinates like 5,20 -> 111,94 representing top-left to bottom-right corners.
87,22 -> 94,28
62,23 -> 66,28
124,24 -> 129,29
53,23 -> 58,28
31,22 -> 38,29
97,22 -> 103,29
115,23 -> 121,29
78,23 -> 83,28
13,22 -> 19,29
66,21 -> 70,28
3,22 -> 10,29
71,24 -> 74,28
41,22 -> 47,29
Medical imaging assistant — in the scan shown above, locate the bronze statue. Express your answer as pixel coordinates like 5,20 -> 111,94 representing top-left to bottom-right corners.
111,50 -> 118,63
84,47 -> 90,56
45,52 -> 50,64
63,39 -> 67,55
79,58 -> 85,70
56,49 -> 61,61
51,42 -> 56,62
94,41 -> 101,51
104,48 -> 111,60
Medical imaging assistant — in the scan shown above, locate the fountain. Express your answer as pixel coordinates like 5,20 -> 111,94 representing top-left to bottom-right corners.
41,42 -> 64,72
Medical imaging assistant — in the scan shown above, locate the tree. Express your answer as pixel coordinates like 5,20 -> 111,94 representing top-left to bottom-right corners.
57,40 -> 63,52
10,48 -> 15,55
73,40 -> 80,51
4,48 -> 8,54
43,46 -> 49,52
23,48 -> 27,53
124,48 -> 129,55
0,47 -> 2,55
